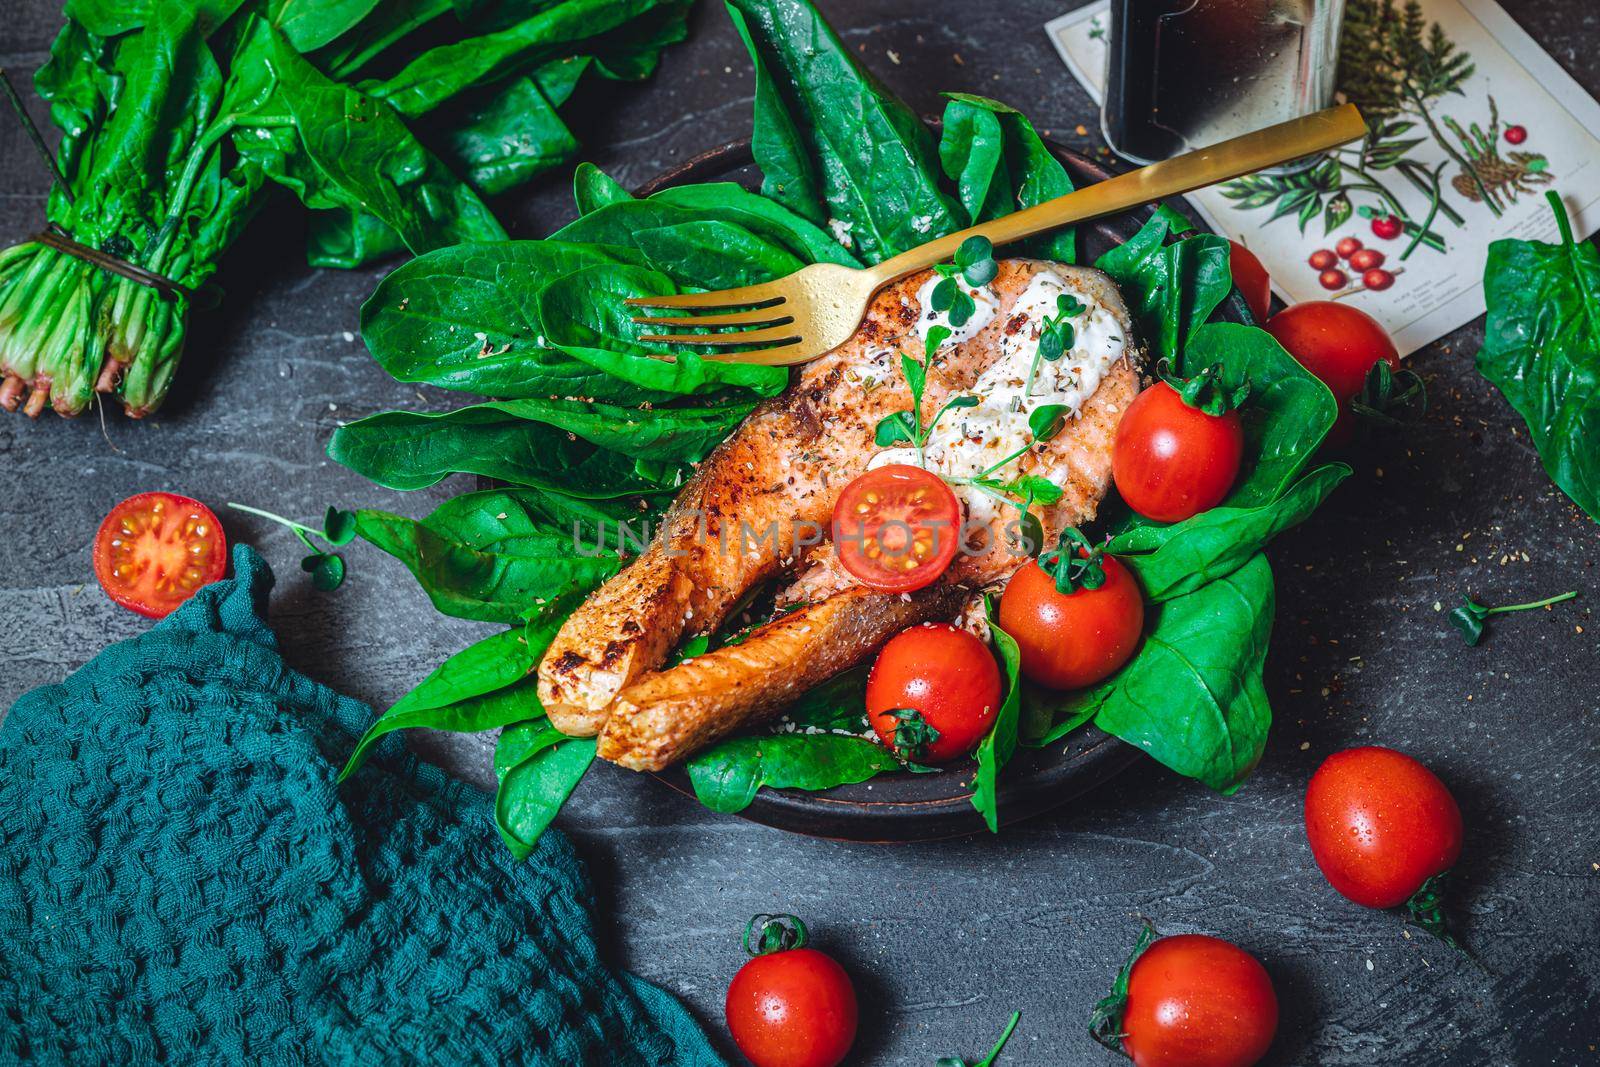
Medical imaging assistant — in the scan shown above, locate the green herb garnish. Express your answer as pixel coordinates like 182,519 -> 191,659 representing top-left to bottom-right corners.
1447,589 -> 1577,645
874,325 -> 979,467
936,1011 -> 1022,1067
228,503 -> 356,591
1017,293 -> 1086,407
929,235 -> 999,327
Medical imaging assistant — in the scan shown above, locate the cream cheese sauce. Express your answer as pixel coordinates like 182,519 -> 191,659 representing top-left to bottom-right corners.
874,269 -> 1130,524
912,275 -> 1000,346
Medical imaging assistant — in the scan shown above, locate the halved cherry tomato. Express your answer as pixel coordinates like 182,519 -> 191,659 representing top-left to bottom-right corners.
866,623 -> 1000,763
726,917 -> 857,1067
1264,301 -> 1400,445
1113,380 -> 1244,523
1115,933 -> 1279,1067
92,492 -> 226,618
832,464 -> 960,593
1227,240 -> 1272,323
999,551 -> 1143,690
1304,746 -> 1463,909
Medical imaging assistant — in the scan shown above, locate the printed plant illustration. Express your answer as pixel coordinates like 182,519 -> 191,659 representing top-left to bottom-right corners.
1442,96 -> 1551,208
1219,0 -> 1536,260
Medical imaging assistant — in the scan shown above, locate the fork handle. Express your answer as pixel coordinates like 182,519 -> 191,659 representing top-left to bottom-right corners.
866,103 -> 1368,283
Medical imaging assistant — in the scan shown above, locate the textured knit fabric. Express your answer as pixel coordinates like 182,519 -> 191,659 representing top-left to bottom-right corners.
0,545 -> 725,1067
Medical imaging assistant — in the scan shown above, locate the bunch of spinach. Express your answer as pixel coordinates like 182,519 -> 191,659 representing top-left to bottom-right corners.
1477,191 -> 1600,524
0,0 -> 691,417
338,0 -> 1346,848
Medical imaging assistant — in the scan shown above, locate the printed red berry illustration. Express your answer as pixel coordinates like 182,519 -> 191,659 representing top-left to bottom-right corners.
1336,236 -> 1363,260
1363,268 -> 1395,291
1349,248 -> 1385,272
1370,215 -> 1403,240
1504,125 -> 1527,145
1320,268 -> 1348,291
1309,249 -> 1338,270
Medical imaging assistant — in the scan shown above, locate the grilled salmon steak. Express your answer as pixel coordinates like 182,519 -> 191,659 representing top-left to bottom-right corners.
536,258 -> 1142,770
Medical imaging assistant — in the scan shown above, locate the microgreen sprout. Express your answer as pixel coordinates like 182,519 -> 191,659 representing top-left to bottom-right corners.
929,235 -> 998,328
1016,293 -> 1085,410
936,1011 -> 1022,1067
1447,589 -> 1577,645
874,325 -> 978,467
227,502 -> 356,590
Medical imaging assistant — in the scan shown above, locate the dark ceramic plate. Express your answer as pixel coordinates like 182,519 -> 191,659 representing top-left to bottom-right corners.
627,139 -> 1239,842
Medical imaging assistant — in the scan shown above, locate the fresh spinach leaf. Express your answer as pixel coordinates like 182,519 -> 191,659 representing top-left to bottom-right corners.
633,220 -> 806,290
1112,463 -> 1350,602
328,403 -> 682,494
1050,554 -> 1276,793
724,0 -> 961,263
353,496 -> 622,623
724,0 -> 826,225
1175,322 -> 1340,509
574,161 -> 635,214
1478,191 -> 1600,523
535,263 -> 789,397
261,27 -> 507,255
494,723 -> 596,860
646,182 -> 861,266
358,238 -> 655,400
444,73 -> 580,196
685,734 -> 898,814
340,624 -> 549,779
939,92 -> 1075,262
1094,205 -> 1232,364
973,597 -> 1023,832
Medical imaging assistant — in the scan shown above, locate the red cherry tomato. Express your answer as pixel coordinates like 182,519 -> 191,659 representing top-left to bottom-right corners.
92,492 -> 227,618
832,464 -> 961,593
1307,249 -> 1338,271
1227,240 -> 1272,322
1304,746 -> 1463,909
1362,268 -> 1395,291
1370,214 -> 1404,240
727,921 -> 857,1067
1317,268 -> 1347,291
1120,934 -> 1279,1067
866,623 -> 1001,763
1264,301 -> 1401,445
1504,124 -> 1527,144
1335,236 -> 1363,260
998,552 -> 1144,690
1113,380 -> 1244,523
1348,248 -> 1385,271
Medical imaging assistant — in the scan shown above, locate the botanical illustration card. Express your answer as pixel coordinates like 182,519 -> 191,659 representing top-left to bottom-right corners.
1045,0 -> 1600,355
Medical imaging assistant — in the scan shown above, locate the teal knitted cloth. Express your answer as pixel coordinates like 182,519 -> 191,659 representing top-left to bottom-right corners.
0,545 -> 725,1067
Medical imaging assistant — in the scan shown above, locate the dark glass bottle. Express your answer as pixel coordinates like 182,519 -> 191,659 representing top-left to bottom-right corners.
1103,0 -> 1345,165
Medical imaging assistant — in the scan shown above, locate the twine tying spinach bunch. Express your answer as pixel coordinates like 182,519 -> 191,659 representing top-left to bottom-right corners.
0,0 -> 691,418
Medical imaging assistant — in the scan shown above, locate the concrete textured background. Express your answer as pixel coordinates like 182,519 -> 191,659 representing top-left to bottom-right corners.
2,1 -> 1596,1063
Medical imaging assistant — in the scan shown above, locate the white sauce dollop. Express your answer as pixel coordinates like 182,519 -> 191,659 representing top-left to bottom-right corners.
887,269 -> 1130,524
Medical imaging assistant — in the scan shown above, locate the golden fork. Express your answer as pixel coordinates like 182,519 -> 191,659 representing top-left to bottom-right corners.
627,103 -> 1367,366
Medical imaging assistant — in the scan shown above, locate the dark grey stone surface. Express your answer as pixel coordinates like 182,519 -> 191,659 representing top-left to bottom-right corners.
2,2 -> 1596,1063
